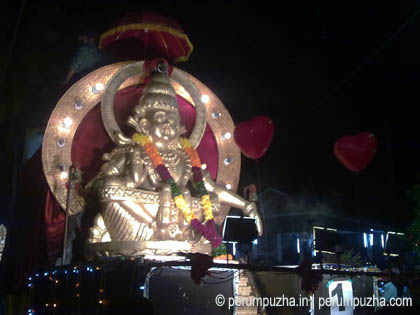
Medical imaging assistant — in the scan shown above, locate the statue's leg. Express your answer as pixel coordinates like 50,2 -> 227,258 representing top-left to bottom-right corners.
101,200 -> 155,242
88,213 -> 111,243
97,180 -> 156,242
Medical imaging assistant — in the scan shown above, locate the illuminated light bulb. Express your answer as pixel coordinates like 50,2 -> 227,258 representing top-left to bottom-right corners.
62,117 -> 73,128
225,184 -> 232,190
201,94 -> 210,104
201,163 -> 207,170
53,304 -> 57,308
96,267 -> 101,270
221,132 -> 231,140
45,304 -> 49,307
55,280 -> 59,284
92,83 -> 104,94
99,289 -> 104,293
60,171 -> 68,180
99,300 -> 103,304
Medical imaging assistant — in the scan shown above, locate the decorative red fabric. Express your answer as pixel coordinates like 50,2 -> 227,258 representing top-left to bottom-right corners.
0,150 -> 64,293
44,189 -> 66,265
188,253 -> 213,285
334,132 -> 376,172
234,116 -> 274,159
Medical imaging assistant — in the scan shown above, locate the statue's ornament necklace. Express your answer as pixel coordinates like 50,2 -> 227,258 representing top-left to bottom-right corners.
133,133 -> 222,250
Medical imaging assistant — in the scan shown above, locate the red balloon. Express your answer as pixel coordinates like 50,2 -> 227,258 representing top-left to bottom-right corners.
334,132 -> 376,172
234,116 -> 274,159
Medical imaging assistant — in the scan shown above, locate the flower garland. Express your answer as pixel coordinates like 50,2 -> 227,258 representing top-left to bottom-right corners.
132,133 -> 223,250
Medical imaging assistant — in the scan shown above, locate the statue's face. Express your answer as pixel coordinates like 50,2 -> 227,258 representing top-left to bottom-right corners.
141,109 -> 182,149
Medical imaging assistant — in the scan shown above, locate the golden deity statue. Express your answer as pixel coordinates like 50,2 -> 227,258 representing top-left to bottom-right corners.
41,60 -> 262,259
84,61 -> 262,257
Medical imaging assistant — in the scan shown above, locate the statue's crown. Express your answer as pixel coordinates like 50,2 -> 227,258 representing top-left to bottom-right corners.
134,66 -> 179,117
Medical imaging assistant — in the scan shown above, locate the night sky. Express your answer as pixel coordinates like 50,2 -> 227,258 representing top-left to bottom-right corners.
2,1 -> 420,231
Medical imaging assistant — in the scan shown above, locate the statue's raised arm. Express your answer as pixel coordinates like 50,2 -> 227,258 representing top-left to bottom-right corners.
202,171 -> 263,236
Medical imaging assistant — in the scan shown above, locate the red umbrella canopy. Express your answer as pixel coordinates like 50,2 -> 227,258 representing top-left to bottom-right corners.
99,12 -> 193,63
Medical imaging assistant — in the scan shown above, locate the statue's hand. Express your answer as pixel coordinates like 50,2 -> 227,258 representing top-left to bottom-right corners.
244,202 -> 263,236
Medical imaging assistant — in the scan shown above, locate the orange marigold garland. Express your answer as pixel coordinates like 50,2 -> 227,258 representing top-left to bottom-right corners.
132,133 -> 223,250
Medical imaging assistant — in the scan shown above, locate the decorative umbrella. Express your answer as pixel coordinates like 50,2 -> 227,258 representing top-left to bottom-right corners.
99,12 -> 193,63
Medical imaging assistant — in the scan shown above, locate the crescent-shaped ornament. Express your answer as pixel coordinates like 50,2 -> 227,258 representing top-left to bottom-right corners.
101,61 -> 207,148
